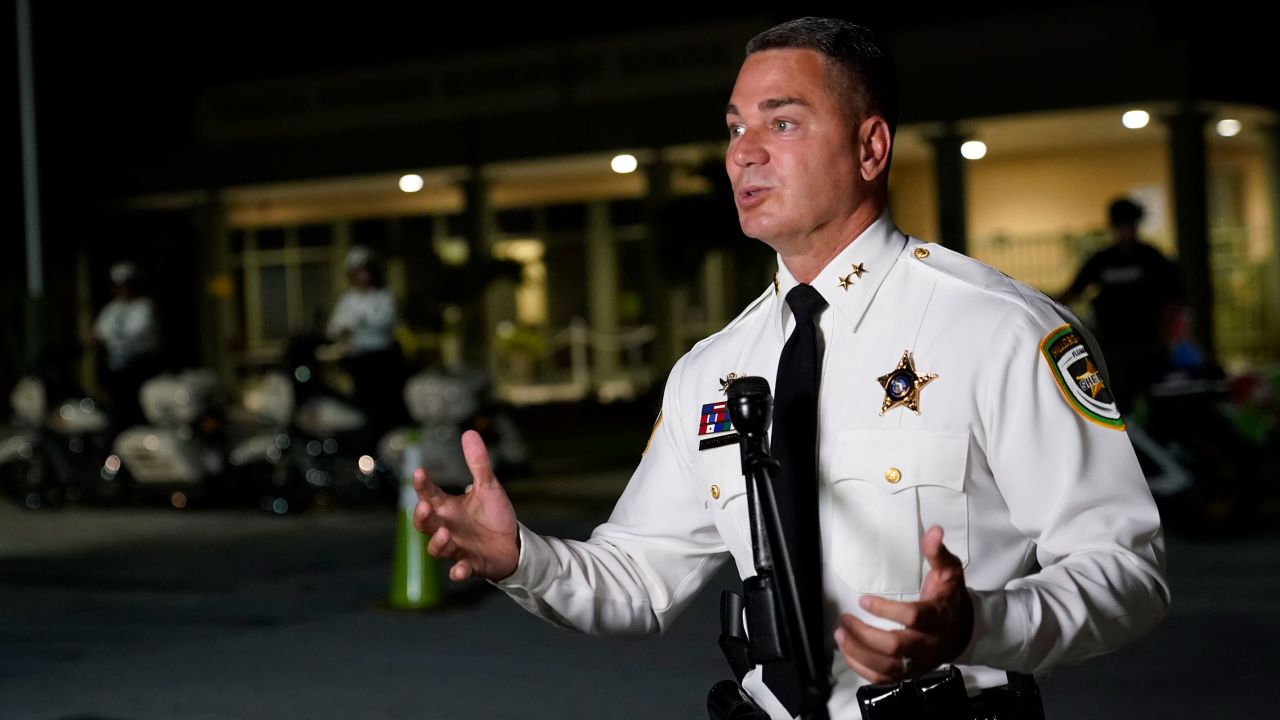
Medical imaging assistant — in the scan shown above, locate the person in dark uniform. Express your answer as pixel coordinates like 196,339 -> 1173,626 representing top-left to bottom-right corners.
1059,198 -> 1181,412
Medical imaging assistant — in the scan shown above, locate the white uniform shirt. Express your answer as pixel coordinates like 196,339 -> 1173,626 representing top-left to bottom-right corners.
495,215 -> 1169,719
93,297 -> 158,371
326,287 -> 396,354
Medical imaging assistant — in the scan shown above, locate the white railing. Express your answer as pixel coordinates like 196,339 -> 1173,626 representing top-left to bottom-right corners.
494,318 -> 658,405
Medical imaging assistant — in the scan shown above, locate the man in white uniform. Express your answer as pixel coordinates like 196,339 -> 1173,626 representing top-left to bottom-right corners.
327,245 -> 406,435
93,261 -> 160,430
411,17 -> 1168,719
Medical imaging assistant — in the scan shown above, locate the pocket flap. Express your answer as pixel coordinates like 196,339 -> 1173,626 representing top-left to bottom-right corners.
827,428 -> 968,494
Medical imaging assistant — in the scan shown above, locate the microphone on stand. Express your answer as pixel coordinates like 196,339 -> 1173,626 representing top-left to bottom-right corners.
725,375 -> 831,720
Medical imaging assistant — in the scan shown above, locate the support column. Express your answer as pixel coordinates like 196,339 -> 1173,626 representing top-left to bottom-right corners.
197,191 -> 233,387
1166,107 -> 1216,360
463,169 -> 499,371
1260,123 -> 1280,360
17,0 -> 44,368
643,152 -> 679,371
929,124 -> 968,255
586,200 -> 621,384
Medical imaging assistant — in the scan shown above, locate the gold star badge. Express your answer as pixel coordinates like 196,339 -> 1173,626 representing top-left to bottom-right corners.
719,373 -> 740,395
850,262 -> 867,278
877,350 -> 938,415
1075,359 -> 1106,398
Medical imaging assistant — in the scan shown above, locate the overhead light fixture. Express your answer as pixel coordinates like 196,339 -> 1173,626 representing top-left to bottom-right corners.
399,174 -> 424,193
1122,110 -> 1150,129
1216,118 -> 1242,137
610,154 -> 638,174
960,141 -> 987,160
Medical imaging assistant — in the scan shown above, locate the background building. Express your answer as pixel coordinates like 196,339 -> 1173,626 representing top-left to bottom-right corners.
12,4 -> 1279,404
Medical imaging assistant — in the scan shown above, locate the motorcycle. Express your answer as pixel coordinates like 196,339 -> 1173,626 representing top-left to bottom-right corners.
0,375 -> 116,509
378,368 -> 530,491
103,369 -> 232,509
229,336 -> 393,514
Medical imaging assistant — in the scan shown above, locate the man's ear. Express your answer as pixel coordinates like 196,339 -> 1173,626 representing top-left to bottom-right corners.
857,116 -> 892,182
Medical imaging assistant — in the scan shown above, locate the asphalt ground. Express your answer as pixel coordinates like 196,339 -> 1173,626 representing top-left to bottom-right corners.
2,464 -> 1279,720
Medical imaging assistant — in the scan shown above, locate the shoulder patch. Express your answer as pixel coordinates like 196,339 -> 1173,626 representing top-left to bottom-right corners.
1040,325 -> 1125,430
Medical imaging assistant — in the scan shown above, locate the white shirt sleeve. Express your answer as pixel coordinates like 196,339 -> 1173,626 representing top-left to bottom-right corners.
93,301 -> 117,343
327,292 -> 355,340
493,357 -> 730,637
957,307 -> 1170,673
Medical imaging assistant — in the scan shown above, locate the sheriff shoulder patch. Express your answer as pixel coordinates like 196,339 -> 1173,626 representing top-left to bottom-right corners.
1040,325 -> 1125,430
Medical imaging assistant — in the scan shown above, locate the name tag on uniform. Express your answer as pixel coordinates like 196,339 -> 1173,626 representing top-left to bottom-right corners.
699,433 -> 740,451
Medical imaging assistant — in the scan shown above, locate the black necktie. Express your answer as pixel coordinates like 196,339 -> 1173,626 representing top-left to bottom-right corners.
764,284 -> 828,716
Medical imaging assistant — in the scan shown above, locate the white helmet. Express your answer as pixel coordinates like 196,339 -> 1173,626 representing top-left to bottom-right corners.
109,261 -> 138,285
344,246 -> 373,272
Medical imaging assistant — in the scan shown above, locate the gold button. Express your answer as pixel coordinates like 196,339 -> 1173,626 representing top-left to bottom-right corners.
710,485 -> 721,500
885,467 -> 902,484
913,247 -> 930,260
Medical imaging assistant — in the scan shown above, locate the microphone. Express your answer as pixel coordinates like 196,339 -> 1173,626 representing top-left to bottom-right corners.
726,376 -> 772,456
726,377 -> 774,558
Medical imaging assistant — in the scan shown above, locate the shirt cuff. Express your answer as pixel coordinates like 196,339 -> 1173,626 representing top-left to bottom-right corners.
954,586 -> 1026,669
489,522 -> 555,595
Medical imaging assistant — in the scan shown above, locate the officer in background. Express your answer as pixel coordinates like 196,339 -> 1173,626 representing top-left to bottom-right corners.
93,261 -> 160,431
1059,198 -> 1181,412
327,246 -> 407,436
410,17 -> 1168,719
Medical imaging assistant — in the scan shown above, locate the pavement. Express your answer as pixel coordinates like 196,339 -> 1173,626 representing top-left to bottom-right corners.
2,468 -> 1278,719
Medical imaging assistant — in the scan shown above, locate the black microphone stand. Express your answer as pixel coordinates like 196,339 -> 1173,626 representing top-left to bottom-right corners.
727,378 -> 831,720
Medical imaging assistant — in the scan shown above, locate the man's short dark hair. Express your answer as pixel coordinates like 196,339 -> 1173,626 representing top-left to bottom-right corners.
745,17 -> 899,137
1109,198 -> 1145,227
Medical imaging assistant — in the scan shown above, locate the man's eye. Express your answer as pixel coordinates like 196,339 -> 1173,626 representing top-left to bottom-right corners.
728,125 -> 745,138
774,120 -> 792,131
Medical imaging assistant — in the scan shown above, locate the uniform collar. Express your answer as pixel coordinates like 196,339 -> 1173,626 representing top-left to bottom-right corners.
773,211 -> 907,340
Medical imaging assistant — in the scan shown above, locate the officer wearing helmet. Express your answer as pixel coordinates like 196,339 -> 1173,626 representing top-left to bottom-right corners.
93,261 -> 160,430
326,246 -> 407,435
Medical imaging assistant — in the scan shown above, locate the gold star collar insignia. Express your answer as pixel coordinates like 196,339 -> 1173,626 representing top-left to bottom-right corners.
837,262 -> 868,291
877,350 -> 938,415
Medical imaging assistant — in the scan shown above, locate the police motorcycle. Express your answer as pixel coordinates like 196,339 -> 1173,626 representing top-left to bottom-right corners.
101,369 -> 235,508
1130,362 -> 1274,534
375,368 -> 530,492
229,334 -> 392,514
0,373 -> 115,509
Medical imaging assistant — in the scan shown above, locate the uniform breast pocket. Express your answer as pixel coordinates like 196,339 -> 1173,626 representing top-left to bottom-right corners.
695,446 -> 755,576
827,429 -> 970,595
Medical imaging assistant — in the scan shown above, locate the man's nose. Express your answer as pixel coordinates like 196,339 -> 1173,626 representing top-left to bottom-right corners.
731,128 -> 768,167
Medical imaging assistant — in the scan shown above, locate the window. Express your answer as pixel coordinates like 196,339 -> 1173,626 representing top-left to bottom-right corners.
230,224 -> 335,361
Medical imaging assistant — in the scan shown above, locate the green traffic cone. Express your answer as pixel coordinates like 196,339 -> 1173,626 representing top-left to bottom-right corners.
390,438 -> 441,610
